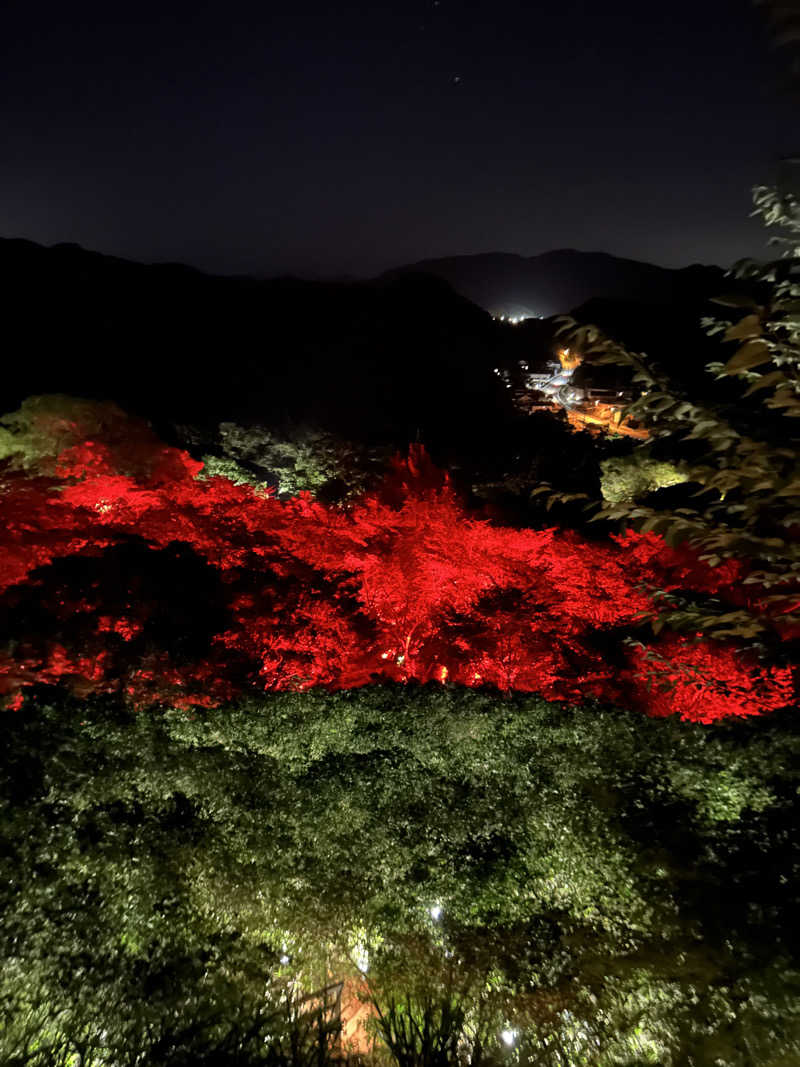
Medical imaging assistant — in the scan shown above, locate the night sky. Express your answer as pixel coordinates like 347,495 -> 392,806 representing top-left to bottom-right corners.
2,0 -> 798,278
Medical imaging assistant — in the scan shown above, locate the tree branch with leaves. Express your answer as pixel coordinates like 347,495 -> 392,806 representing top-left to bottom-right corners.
552,187 -> 800,651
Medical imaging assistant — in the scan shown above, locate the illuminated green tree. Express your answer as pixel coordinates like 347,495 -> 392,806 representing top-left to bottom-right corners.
203,421 -> 389,501
3,687 -> 800,1064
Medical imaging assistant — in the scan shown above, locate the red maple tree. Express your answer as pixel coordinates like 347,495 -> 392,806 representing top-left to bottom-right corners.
0,409 -> 794,721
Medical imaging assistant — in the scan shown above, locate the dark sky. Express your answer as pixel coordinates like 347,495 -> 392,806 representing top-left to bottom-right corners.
2,0 -> 798,277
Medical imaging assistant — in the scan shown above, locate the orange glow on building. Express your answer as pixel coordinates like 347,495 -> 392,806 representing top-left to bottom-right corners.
558,347 -> 581,372
565,402 -> 649,439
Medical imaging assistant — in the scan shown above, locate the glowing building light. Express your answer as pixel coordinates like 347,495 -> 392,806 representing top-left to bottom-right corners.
501,1029 -> 517,1047
429,904 -> 443,921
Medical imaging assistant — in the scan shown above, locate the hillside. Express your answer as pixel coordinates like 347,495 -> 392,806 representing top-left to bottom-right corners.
384,248 -> 725,319
0,237 -> 514,450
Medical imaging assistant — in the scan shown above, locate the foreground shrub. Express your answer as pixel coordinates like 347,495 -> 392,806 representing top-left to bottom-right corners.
2,688 -> 799,1064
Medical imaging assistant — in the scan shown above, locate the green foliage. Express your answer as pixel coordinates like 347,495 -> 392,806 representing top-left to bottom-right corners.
369,989 -> 502,1067
599,451 -> 689,505
667,766 -> 776,823
2,687 -> 799,1063
206,421 -> 390,500
198,453 -> 272,491
513,960 -> 800,1067
0,394 -> 126,473
1,987 -> 341,1067
552,187 -> 800,642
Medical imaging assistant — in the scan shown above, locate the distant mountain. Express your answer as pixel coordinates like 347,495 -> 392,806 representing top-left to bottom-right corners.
383,249 -> 725,318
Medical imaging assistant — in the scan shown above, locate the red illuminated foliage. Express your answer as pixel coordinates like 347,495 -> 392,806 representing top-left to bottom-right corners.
627,636 -> 795,724
0,411 -> 795,721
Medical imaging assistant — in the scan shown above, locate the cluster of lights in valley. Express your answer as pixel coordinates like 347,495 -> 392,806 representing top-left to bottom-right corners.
493,313 -> 544,324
